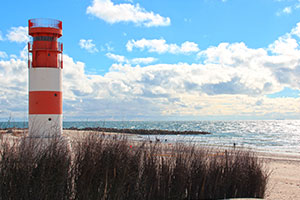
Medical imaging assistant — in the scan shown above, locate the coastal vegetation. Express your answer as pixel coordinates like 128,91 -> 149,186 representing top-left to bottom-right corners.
0,133 -> 268,200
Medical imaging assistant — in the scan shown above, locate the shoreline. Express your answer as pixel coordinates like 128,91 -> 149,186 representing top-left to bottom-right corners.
1,128 -> 300,156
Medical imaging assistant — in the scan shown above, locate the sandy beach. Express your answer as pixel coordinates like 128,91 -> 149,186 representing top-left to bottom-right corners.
1,129 -> 300,199
261,153 -> 300,200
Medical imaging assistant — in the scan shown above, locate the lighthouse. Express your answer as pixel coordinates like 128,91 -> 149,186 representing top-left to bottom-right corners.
28,18 -> 63,137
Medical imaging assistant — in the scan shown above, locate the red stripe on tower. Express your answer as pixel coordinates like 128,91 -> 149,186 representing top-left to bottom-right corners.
28,18 -> 63,137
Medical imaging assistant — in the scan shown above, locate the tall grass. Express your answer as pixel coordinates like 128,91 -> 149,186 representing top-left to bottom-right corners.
0,137 -> 72,200
0,133 -> 269,200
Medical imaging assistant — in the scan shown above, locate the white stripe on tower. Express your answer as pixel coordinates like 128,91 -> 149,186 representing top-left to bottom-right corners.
29,68 -> 62,91
28,115 -> 62,137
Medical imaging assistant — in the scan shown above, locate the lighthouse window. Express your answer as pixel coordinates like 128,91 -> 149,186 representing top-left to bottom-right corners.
33,36 -> 54,41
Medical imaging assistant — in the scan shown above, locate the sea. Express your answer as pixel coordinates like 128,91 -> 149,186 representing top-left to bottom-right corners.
1,120 -> 300,155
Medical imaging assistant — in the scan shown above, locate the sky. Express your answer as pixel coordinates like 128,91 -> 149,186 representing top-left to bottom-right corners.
0,0 -> 300,121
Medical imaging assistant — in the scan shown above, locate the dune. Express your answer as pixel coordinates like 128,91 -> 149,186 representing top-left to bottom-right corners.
1,128 -> 299,199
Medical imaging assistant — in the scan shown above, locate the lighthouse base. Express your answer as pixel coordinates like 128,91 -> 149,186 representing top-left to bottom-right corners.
28,114 -> 62,138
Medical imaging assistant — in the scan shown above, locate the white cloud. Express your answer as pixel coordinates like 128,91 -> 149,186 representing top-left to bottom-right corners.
266,31 -> 300,88
276,1 -> 300,16
276,7 -> 291,16
86,0 -> 171,27
80,59 -> 298,119
20,46 -> 28,60
106,52 -> 157,64
63,55 -> 94,100
283,6 -> 292,14
0,31 -> 3,41
268,35 -> 299,56
198,42 -> 268,66
0,51 -> 8,59
79,39 -> 99,53
131,57 -> 157,64
0,58 -> 28,119
126,39 -> 200,54
180,41 -> 200,53
197,38 -> 300,92
198,23 -> 300,91
106,52 -> 126,63
100,42 -> 114,52
6,26 -> 29,43
291,22 -> 300,37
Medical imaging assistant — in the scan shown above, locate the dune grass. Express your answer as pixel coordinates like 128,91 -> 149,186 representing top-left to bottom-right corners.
0,133 -> 269,200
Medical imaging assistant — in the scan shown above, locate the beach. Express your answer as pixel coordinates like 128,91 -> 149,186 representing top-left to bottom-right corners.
1,129 -> 300,199
262,153 -> 300,200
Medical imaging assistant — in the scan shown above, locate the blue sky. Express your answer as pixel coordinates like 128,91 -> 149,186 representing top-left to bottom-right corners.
0,0 -> 300,121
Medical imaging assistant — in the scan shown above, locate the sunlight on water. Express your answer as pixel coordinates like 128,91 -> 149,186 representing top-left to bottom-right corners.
1,120 -> 300,154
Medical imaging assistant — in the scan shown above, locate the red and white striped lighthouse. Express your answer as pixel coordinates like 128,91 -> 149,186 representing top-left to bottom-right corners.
28,18 -> 63,137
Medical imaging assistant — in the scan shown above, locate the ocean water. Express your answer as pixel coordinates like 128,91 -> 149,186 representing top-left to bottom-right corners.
1,120 -> 300,154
